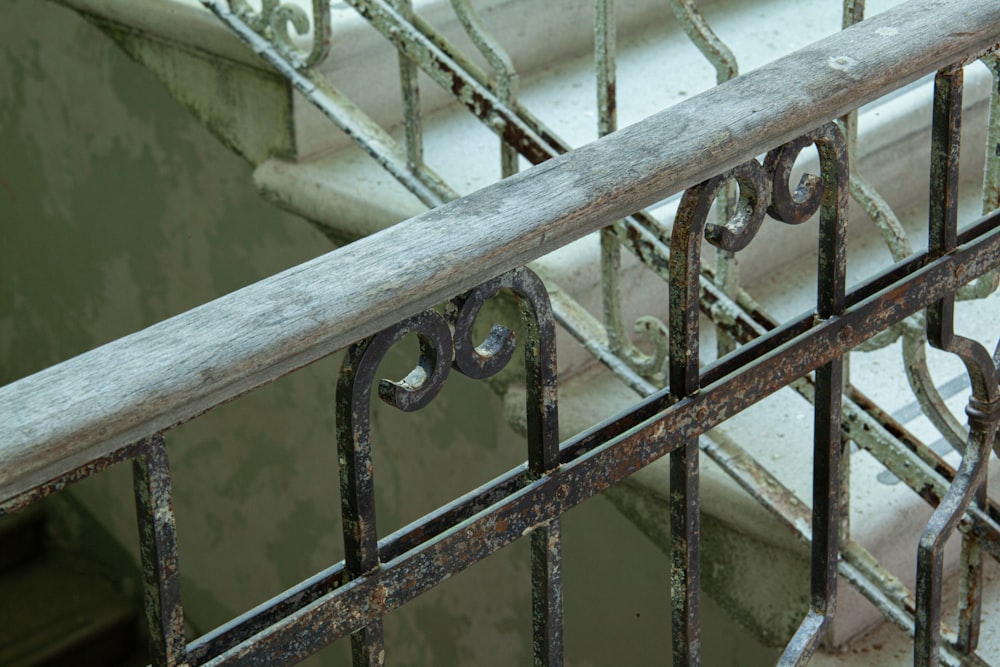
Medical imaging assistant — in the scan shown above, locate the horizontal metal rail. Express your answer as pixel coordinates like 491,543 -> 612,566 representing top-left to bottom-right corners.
1,0 -> 998,507
184,208 -> 1000,665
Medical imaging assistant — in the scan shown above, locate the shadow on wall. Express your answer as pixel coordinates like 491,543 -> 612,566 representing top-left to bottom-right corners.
0,1 -> 778,664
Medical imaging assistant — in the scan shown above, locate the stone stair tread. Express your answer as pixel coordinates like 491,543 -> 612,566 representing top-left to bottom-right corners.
812,558 -> 1000,665
0,550 -> 138,667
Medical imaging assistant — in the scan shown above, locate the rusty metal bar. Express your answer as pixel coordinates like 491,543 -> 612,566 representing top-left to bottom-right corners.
133,434 -> 187,667
915,64 -> 1000,666
0,441 -> 142,517
186,205 -> 1000,665
781,124 -> 850,666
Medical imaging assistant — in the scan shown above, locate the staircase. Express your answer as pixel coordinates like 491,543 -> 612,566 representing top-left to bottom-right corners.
5,0 -> 1000,663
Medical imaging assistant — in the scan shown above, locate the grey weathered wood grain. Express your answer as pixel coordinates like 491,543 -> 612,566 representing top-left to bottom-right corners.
2,0 -> 998,502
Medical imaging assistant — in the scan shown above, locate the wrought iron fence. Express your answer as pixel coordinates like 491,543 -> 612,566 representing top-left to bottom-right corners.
3,0 -> 1000,665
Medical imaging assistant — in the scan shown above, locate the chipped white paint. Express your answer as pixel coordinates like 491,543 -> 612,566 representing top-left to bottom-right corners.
876,26 -> 900,36
828,54 -> 858,72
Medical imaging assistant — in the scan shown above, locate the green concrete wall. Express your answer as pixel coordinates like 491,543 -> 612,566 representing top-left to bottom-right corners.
0,2 -> 778,664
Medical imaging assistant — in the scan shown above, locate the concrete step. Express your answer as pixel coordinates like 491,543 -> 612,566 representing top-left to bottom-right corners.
812,558 -> 1000,665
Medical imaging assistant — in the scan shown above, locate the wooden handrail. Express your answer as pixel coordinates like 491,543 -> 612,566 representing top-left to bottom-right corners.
2,0 -> 998,503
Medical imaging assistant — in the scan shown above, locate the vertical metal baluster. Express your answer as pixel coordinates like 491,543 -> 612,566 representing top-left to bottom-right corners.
782,125 -> 849,665
669,163 -> 768,665
596,0 -> 671,384
669,193 -> 705,667
955,51 -> 1000,299
666,0 -> 741,359
956,485 -> 986,654
922,67 -> 966,665
917,64 -> 1000,666
597,0 -> 634,373
338,338 -> 390,667
669,161 -> 769,664
529,524 -> 562,667
389,0 -> 424,174
447,268 -> 561,665
449,0 -> 519,177
983,54 -> 1000,216
133,434 -> 187,667
338,312 -> 454,667
596,0 -> 621,374
668,436 -> 700,667
841,0 -> 864,37
814,123 -> 848,644
520,269 -> 563,667
837,0 -> 861,558
596,0 -> 619,368
595,0 -> 615,141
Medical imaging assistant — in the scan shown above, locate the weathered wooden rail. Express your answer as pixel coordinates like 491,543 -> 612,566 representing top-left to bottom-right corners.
2,0 -> 995,503
2,1 -> 1000,665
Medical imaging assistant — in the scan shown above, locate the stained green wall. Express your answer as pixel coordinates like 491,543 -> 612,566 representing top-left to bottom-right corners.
0,2 -> 778,664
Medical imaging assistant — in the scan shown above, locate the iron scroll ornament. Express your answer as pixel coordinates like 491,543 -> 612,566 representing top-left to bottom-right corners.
669,122 -> 849,396
226,0 -> 330,68
335,266 -> 561,666
668,122 -> 849,665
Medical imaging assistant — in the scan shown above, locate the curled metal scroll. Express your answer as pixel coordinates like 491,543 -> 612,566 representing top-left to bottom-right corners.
763,135 -> 825,225
337,310 -> 454,577
336,267 -> 561,664
670,158 -> 770,393
448,284 -> 517,380
957,52 -> 1000,300
775,122 -> 849,663
601,227 -> 671,384
333,304 -> 490,666
449,267 -> 559,474
226,0 -> 330,68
